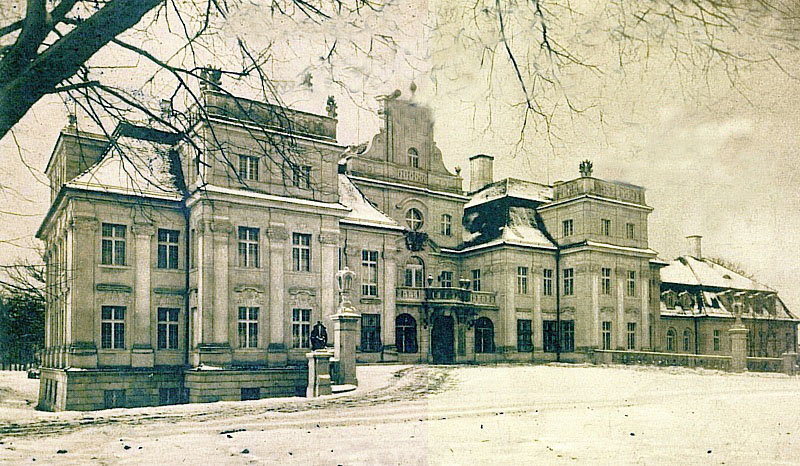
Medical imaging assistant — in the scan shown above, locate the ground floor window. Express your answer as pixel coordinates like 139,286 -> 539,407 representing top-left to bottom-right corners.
241,387 -> 260,401
683,328 -> 691,352
602,321 -> 612,350
543,320 -> 574,353
159,387 -> 181,405
292,309 -> 311,348
666,328 -> 676,352
157,308 -> 180,350
104,389 -> 126,409
517,319 -> 532,352
101,306 -> 125,349
361,313 -> 382,352
713,329 -> 721,352
627,322 -> 636,350
238,307 -> 259,348
475,317 -> 495,353
396,313 -> 418,353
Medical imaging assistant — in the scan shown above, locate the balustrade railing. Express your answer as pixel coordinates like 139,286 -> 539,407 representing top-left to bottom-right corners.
395,287 -> 497,306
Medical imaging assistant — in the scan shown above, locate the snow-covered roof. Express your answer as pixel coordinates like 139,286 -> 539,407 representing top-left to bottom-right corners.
466,178 -> 553,209
455,202 -> 556,252
338,174 -> 403,231
66,135 -> 182,201
501,207 -> 557,249
660,256 -> 773,292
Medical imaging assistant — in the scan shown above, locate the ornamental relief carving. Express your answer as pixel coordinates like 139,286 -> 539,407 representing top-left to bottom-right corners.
234,286 -> 266,305
289,288 -> 316,309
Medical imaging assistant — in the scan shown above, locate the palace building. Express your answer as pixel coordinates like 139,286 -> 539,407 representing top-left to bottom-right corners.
35,82 -> 798,411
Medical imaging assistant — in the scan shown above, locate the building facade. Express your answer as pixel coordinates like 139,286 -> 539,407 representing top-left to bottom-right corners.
35,85 -> 797,411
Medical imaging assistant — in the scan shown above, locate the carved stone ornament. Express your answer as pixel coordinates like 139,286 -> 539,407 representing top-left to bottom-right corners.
234,286 -> 266,305
95,283 -> 132,304
289,287 -> 316,309
404,231 -> 428,252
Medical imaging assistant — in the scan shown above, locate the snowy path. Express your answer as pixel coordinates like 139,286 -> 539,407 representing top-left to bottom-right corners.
2,364 -> 800,465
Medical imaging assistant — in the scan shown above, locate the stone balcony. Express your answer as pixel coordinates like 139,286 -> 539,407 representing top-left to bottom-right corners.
396,287 -> 498,308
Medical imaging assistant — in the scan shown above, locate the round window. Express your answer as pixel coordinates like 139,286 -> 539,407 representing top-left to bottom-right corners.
405,208 -> 424,231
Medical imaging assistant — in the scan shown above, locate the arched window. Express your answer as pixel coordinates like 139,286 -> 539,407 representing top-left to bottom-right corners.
396,314 -> 418,353
474,317 -> 494,353
666,328 -> 676,352
404,257 -> 424,288
405,208 -> 423,231
682,329 -> 691,352
408,148 -> 419,168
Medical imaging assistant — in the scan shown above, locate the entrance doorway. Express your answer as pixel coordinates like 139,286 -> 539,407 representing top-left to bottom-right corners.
432,315 -> 455,363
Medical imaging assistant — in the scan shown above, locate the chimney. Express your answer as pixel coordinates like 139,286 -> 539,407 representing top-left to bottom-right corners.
687,235 -> 702,259
469,154 -> 494,192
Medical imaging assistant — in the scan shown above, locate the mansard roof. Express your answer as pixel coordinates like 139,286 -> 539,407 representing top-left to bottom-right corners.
65,123 -> 183,201
338,174 -> 403,231
660,256 -> 773,292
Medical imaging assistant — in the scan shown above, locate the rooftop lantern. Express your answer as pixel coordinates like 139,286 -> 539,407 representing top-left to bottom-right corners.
336,267 -> 355,309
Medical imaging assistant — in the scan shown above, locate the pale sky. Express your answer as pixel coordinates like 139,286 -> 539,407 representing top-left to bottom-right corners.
1,0 -> 799,310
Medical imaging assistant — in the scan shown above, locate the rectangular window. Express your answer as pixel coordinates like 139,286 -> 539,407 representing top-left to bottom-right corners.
543,269 -> 553,296
602,321 -> 612,350
471,269 -> 481,292
360,313 -> 382,352
157,308 -> 180,350
626,223 -> 635,240
237,227 -> 259,268
101,306 -> 125,349
237,307 -> 259,348
627,271 -> 636,297
563,268 -> 574,296
103,389 -> 126,409
440,270 -> 453,288
190,228 -> 197,269
543,320 -> 575,353
627,322 -> 636,350
239,155 -> 259,181
361,250 -> 378,297
441,214 -> 452,236
101,223 -> 126,266
601,267 -> 612,295
241,387 -> 260,401
157,229 -> 179,269
292,308 -> 311,348
292,233 -> 311,272
292,165 -> 311,188
517,319 -> 532,352
517,266 -> 528,294
713,329 -> 721,352
601,218 -> 611,236
562,219 -> 574,237
159,387 -> 181,405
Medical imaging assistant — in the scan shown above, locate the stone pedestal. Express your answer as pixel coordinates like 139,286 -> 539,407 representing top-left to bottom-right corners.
306,350 -> 333,397
729,325 -> 748,372
331,311 -> 359,385
782,352 -> 797,375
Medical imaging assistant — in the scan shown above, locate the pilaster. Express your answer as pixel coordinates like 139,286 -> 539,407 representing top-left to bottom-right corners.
641,276 -> 650,350
267,225 -> 288,366
382,245 -> 398,358
616,276 -> 625,349
131,222 -> 155,367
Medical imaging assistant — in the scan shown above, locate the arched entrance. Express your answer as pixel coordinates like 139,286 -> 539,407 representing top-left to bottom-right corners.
431,315 -> 454,363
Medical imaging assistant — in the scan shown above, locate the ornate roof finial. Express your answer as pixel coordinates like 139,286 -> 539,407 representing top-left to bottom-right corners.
579,159 -> 593,177
325,96 -> 338,118
409,81 -> 417,96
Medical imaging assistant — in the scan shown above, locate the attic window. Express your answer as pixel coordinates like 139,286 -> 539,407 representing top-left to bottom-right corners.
408,148 -> 419,168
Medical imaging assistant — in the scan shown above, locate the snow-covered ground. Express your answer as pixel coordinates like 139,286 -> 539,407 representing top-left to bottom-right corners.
1,364 -> 799,465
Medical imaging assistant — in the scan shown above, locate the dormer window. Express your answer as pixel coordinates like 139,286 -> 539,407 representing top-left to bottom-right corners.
405,208 -> 423,231
664,291 -> 676,309
408,148 -> 419,168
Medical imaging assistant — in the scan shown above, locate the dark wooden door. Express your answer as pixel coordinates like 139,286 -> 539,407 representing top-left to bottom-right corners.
432,316 -> 455,364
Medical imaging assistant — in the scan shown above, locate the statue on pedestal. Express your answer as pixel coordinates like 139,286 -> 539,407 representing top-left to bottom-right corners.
310,321 -> 328,350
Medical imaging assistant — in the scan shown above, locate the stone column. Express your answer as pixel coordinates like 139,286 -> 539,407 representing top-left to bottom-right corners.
319,230 -> 339,323
640,273 -> 650,350
267,226 -> 288,366
729,321 -> 748,372
306,350 -> 333,397
616,269 -> 626,349
211,220 -> 232,346
382,245 -> 398,361
131,222 -> 155,368
332,311 -> 360,385
67,216 -> 99,368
